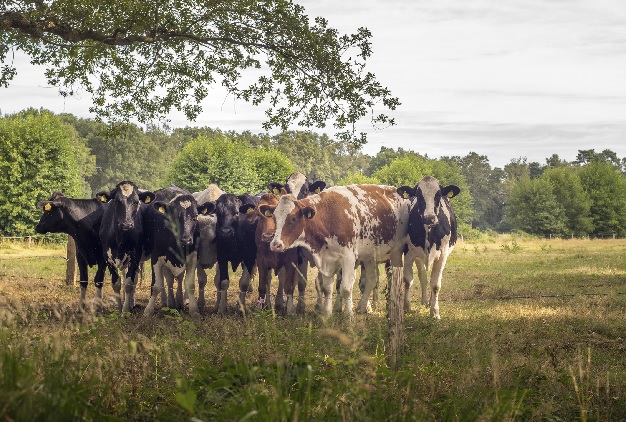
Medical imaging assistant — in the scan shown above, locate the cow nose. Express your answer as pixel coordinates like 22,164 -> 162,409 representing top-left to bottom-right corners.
220,227 -> 234,235
261,232 -> 275,243
423,215 -> 437,227
181,237 -> 193,246
270,239 -> 284,252
121,222 -> 134,231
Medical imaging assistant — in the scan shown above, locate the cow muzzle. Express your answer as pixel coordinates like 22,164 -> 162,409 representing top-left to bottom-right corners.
261,232 -> 275,243
270,239 -> 285,252
423,214 -> 438,227
120,222 -> 134,232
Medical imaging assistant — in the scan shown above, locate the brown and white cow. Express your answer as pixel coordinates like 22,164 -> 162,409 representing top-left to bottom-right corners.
397,176 -> 460,319
266,184 -> 410,318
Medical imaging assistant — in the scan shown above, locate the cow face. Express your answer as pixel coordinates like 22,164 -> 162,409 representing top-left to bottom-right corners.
35,194 -> 66,234
153,195 -> 208,246
268,172 -> 326,200
98,181 -> 155,233
268,195 -> 314,252
397,176 -> 460,228
255,194 -> 280,243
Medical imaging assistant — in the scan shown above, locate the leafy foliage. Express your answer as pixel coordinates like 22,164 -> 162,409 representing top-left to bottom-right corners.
0,109 -> 92,235
166,133 -> 294,193
578,162 -> 626,236
1,0 -> 399,146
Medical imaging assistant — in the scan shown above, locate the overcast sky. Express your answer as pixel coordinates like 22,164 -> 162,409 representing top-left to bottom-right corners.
2,0 -> 626,168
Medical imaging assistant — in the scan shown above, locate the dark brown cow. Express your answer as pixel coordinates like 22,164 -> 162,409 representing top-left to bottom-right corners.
266,184 -> 410,318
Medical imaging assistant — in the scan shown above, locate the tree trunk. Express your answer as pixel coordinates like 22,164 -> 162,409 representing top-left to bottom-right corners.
387,266 -> 405,371
65,235 -> 77,285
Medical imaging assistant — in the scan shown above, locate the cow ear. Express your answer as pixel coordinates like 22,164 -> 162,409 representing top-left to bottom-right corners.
153,201 -> 168,214
37,200 -> 54,212
259,205 -> 275,218
198,201 -> 216,216
267,182 -> 284,196
239,203 -> 257,215
301,206 -> 316,220
95,192 -> 111,203
442,185 -> 460,199
139,191 -> 156,204
310,181 -> 326,194
397,186 -> 416,199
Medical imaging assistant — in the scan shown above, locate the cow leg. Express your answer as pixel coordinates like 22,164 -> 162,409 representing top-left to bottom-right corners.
144,260 -> 164,317
93,263 -> 106,311
218,279 -> 229,315
357,261 -> 378,314
110,268 -> 123,313
237,266 -> 252,315
275,268 -> 286,312
256,261 -> 271,310
295,259 -> 308,315
284,262 -> 298,316
185,252 -> 199,316
314,271 -> 323,312
338,258 -> 357,319
333,272 -> 343,313
415,257 -> 429,307
76,255 -> 89,311
197,266 -> 207,311
320,274 -> 336,319
429,254 -> 449,319
122,263 -> 139,313
165,269 -> 176,309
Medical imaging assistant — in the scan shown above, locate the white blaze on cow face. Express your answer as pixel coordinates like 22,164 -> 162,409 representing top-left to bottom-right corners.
417,176 -> 442,227
270,195 -> 299,252
120,183 -> 133,197
179,200 -> 191,209
287,172 -> 307,197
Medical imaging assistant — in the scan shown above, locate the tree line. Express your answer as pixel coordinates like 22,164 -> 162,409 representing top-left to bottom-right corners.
1,108 -> 626,239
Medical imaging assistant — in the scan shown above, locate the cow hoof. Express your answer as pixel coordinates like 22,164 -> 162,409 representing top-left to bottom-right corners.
296,301 -> 306,315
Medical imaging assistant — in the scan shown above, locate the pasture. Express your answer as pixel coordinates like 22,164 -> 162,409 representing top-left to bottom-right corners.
1,236 -> 625,421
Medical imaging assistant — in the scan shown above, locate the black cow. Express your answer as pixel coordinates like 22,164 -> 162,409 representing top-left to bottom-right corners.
143,185 -> 212,316
397,176 -> 460,319
214,193 -> 260,314
98,181 -> 155,313
35,192 -> 107,310
192,184 -> 224,311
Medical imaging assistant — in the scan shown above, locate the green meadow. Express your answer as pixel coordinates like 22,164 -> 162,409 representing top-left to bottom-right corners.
1,235 -> 625,421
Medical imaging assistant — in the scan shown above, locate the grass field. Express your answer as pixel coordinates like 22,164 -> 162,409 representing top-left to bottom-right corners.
1,235 -> 625,421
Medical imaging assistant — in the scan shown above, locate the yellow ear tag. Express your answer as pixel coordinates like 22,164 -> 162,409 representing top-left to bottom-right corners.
44,203 -> 52,211
403,192 -> 409,199
100,195 -> 107,203
158,206 -> 166,214
145,197 -> 151,204
264,210 -> 273,217
246,207 -> 255,214
447,191 -> 454,198
273,188 -> 280,195
307,211 -> 313,219
202,208 -> 208,215
315,187 -> 321,194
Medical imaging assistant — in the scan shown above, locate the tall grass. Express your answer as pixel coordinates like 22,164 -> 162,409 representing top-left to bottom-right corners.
1,236 -> 625,420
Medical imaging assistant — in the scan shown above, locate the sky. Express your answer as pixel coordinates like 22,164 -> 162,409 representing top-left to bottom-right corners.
2,0 -> 626,168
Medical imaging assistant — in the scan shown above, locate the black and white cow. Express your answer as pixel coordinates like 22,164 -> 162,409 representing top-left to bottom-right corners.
397,176 -> 460,319
35,192 -> 108,310
98,181 -> 155,313
214,192 -> 260,314
192,184 -> 224,311
143,185 -> 212,317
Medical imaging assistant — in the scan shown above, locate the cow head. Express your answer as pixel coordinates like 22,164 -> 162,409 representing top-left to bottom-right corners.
397,176 -> 460,228
268,172 -> 326,200
253,193 -> 280,243
97,181 -> 155,233
267,194 -> 314,252
152,195 -> 213,246
35,192 -> 67,234
215,193 -> 257,246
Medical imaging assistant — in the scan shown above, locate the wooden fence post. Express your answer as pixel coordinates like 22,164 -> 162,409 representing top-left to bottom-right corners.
65,235 -> 77,285
387,266 -> 405,371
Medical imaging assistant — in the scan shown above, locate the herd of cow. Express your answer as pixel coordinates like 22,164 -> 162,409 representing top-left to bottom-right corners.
34,172 -> 460,319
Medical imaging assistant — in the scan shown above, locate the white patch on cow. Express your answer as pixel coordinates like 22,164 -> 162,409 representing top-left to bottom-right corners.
179,200 -> 191,209
272,195 -> 297,248
120,183 -> 133,197
287,172 -> 307,195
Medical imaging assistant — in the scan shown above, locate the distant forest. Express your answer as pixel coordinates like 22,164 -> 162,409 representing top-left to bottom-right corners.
2,108 -> 626,238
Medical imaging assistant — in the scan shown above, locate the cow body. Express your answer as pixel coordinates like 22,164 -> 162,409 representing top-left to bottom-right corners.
214,193 -> 260,314
268,184 -> 410,318
398,176 -> 460,319
143,185 -> 210,316
35,193 -> 107,309
193,184 -> 224,311
98,181 -> 155,313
